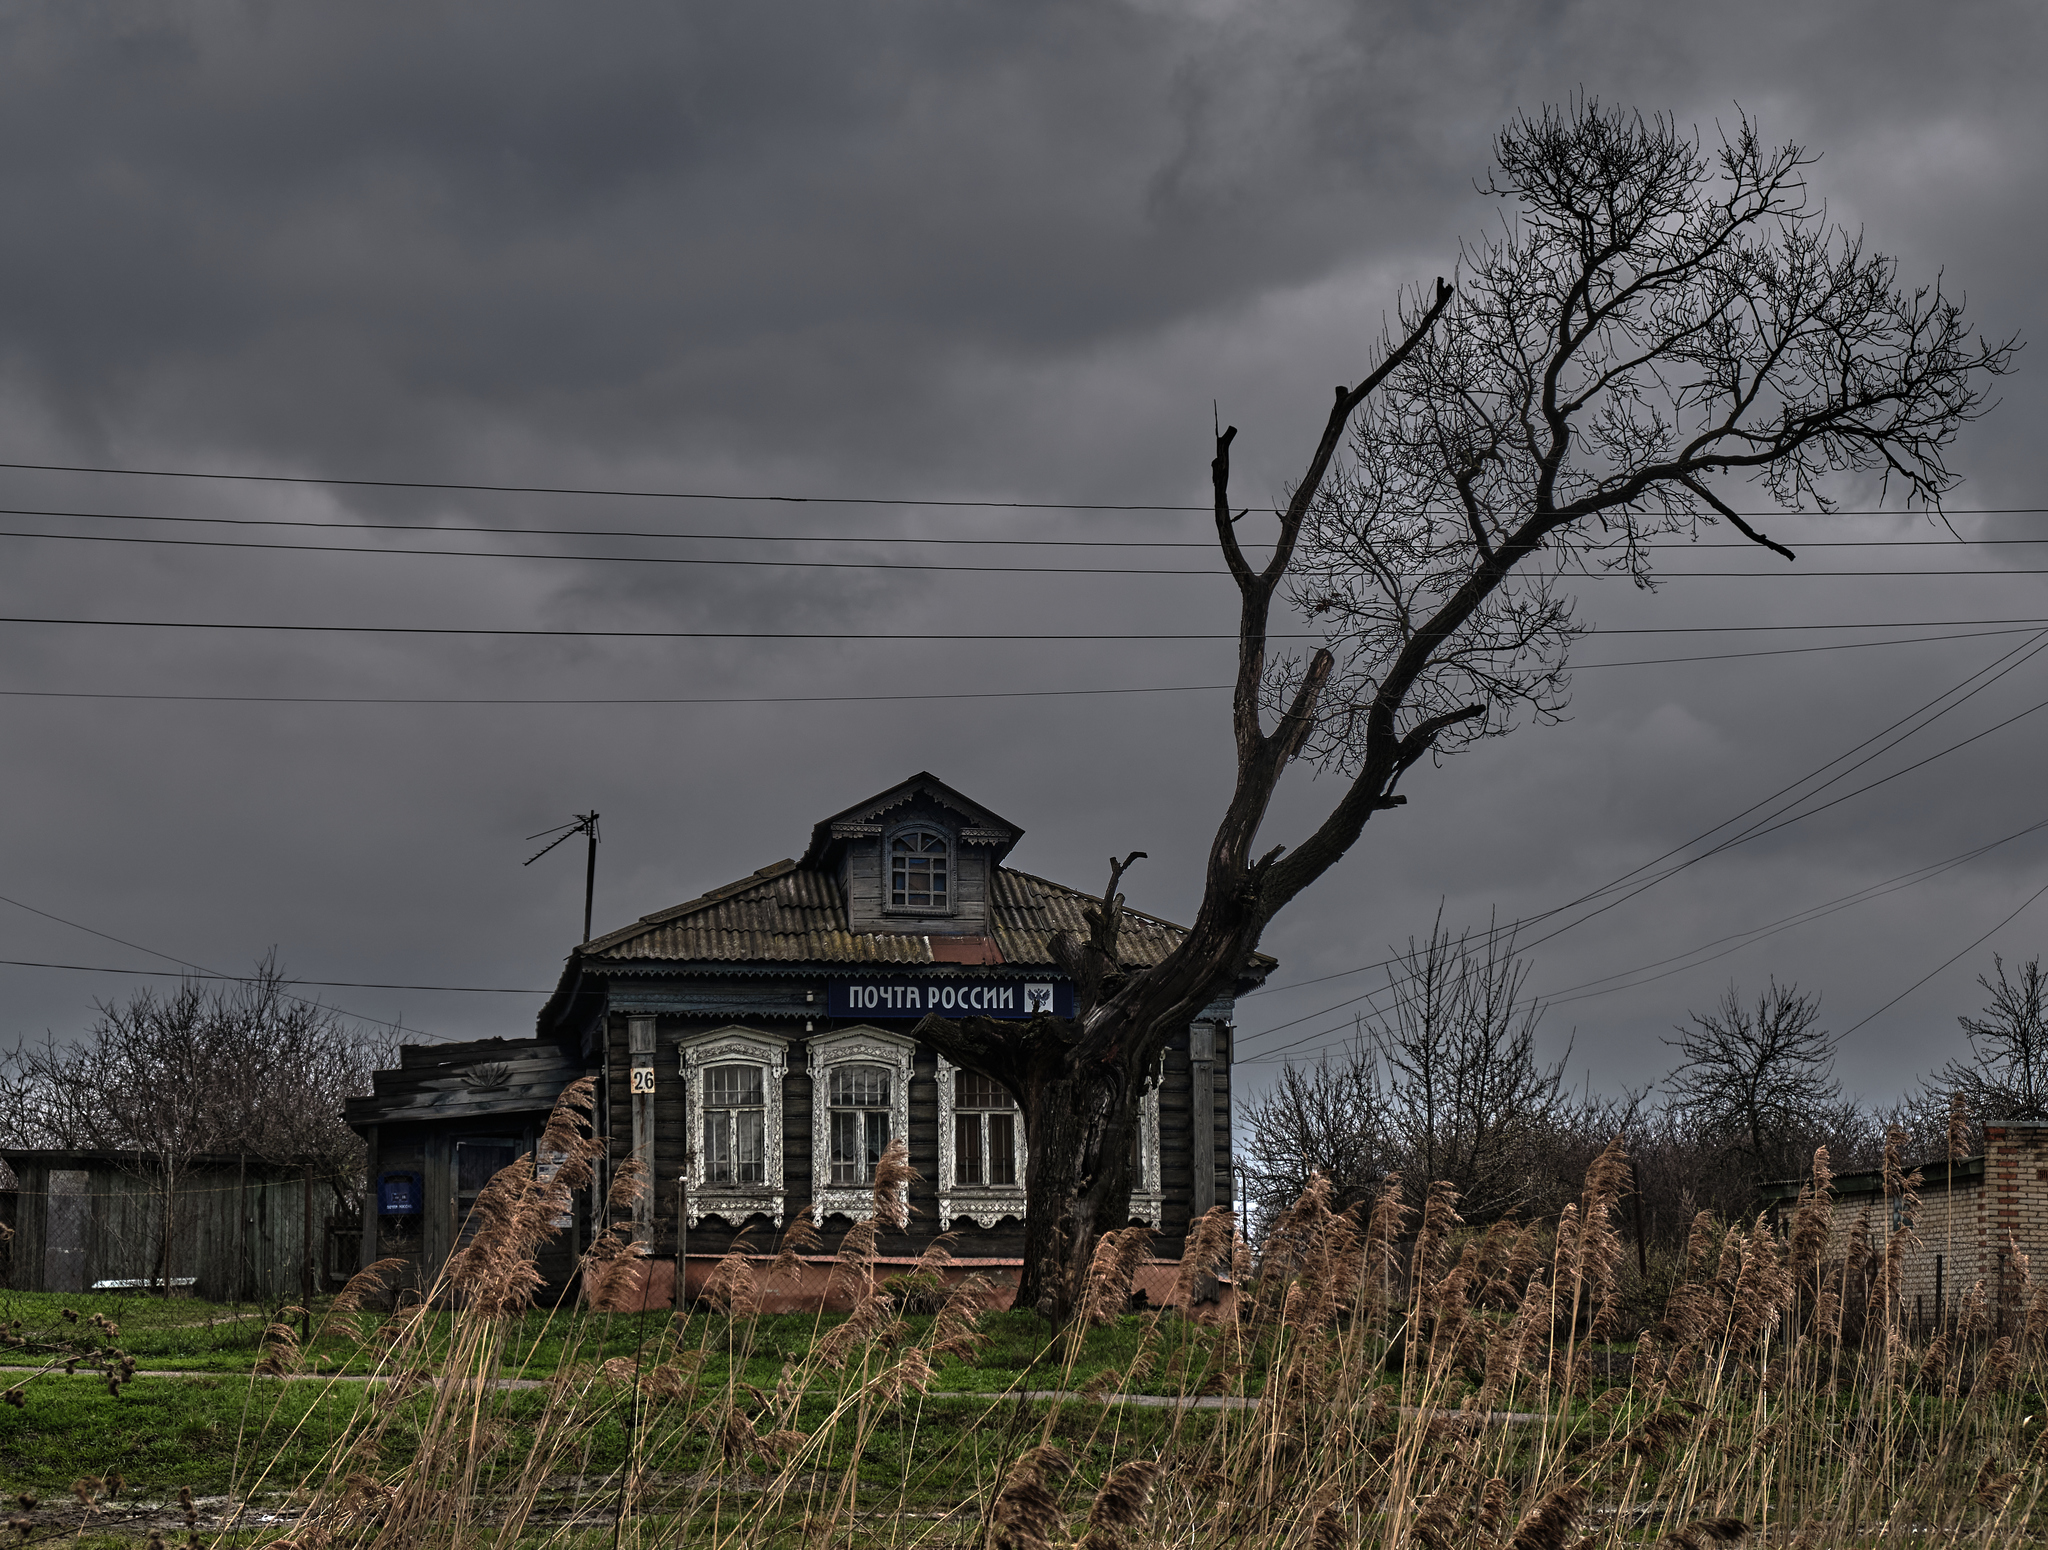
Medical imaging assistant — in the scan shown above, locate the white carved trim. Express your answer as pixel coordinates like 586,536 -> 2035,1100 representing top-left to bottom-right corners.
1128,1069 -> 1165,1229
810,1024 -> 917,1223
935,1055 -> 1027,1229
679,1026 -> 788,1228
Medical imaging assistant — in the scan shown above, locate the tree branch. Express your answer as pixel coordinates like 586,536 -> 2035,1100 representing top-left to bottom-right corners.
1678,474 -> 1796,561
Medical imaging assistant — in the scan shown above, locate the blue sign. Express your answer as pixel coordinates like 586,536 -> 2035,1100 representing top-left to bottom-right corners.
378,1171 -> 422,1216
828,978 -> 1072,1020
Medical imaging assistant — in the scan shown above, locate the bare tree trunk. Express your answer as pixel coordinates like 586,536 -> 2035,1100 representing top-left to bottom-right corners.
158,1162 -> 178,1297
1014,1068 -> 1139,1317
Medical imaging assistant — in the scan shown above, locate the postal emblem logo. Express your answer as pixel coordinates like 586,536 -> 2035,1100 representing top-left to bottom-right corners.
1023,983 -> 1055,1014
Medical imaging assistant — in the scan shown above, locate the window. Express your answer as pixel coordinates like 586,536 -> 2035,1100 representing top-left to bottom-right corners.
679,1028 -> 789,1227
936,1055 -> 1027,1227
456,1138 -> 521,1244
705,1064 -> 767,1185
829,1064 -> 892,1185
889,829 -> 950,911
953,1071 -> 1017,1187
808,1027 -> 917,1222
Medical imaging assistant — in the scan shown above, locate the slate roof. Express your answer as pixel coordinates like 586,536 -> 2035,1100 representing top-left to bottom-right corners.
576,858 -> 1266,973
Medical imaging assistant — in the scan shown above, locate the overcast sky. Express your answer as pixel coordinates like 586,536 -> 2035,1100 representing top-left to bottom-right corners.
0,0 -> 2043,1121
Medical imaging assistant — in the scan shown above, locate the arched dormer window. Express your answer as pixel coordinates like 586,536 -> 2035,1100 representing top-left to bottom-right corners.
888,827 -> 952,914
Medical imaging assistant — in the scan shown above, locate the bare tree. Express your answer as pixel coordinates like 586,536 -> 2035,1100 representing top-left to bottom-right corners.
1909,955 -> 2048,1152
1665,979 -> 1841,1200
916,99 -> 2013,1319
2,958 -> 388,1291
1241,1042 -> 1394,1236
1242,919 -> 1566,1233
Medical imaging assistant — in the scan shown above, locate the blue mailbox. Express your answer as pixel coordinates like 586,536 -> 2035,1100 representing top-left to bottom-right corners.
378,1171 -> 423,1216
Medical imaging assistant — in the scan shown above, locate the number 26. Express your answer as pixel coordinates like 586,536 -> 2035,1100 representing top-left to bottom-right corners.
629,1067 -> 656,1094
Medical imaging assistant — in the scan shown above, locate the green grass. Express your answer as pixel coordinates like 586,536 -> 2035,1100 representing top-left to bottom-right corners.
0,1297 -> 1238,1501
3,1291 -> 1238,1390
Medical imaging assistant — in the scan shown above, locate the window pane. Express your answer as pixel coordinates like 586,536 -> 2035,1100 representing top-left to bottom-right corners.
956,1072 -> 1011,1110
989,1113 -> 1017,1186
830,1110 -> 861,1185
706,1064 -> 764,1107
707,1110 -> 735,1185
864,1110 -> 890,1178
955,1114 -> 983,1185
457,1142 -> 518,1194
735,1111 -> 765,1185
830,1064 -> 890,1108
890,831 -> 948,909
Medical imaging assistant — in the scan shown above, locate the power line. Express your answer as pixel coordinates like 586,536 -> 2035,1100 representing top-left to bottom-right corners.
1834,876 -> 2048,1041
1236,818 -> 2048,1068
4,614 -> 2048,644
4,455 -> 2048,519
14,521 -> 2048,577
0,959 -> 545,994
9,500 -> 2048,549
1,624 -> 2039,709
1235,629 -> 2048,1049
0,891 -> 448,1040
13,521 -> 2048,577
1533,816 -> 2048,1007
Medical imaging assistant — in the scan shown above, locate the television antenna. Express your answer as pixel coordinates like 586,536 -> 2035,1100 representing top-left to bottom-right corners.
525,811 -> 602,942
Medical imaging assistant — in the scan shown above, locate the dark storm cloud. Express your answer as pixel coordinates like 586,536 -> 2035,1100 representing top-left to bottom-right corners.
0,0 -> 2042,1111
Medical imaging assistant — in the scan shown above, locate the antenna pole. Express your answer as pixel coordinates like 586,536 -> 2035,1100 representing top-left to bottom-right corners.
582,811 -> 600,942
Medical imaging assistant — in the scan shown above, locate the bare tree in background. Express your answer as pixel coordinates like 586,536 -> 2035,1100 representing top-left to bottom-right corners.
1241,1042 -> 1394,1235
916,98 -> 2013,1319
1910,955 -> 2048,1152
2,957 -> 389,1291
1951,954 -> 2048,1118
1242,919 -> 1566,1234
1665,979 -> 1841,1202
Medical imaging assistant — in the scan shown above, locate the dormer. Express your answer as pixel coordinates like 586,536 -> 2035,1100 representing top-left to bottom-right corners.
799,773 -> 1021,937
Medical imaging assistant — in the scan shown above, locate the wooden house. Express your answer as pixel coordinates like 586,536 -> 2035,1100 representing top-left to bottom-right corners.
349,772 -> 1265,1305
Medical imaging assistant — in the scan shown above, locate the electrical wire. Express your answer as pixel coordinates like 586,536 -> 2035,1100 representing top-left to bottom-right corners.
0,891 -> 453,1040
3,455 -> 2047,520
11,520 -> 2048,576
1235,629 -> 2048,1049
0,958 -> 546,994
5,499 -> 2048,549
8,521 -> 2048,576
1235,817 -> 2048,1068
4,614 -> 2048,644
0,624 -> 2039,708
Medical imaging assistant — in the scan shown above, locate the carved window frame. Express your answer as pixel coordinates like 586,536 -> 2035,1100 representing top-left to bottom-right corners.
809,1024 -> 917,1223
678,1026 -> 788,1228
1129,1069 -> 1165,1229
933,1055 -> 1164,1229
936,1056 -> 1028,1228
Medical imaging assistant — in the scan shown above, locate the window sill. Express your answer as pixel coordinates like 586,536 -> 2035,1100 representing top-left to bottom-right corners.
686,1185 -> 785,1228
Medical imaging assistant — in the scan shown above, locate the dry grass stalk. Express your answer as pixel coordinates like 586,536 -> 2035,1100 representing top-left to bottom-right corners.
1505,1483 -> 1588,1550
1077,1458 -> 1158,1549
870,1135 -> 917,1228
989,1443 -> 1072,1550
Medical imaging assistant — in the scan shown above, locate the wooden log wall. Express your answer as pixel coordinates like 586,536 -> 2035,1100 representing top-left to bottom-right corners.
612,1013 -> 1229,1266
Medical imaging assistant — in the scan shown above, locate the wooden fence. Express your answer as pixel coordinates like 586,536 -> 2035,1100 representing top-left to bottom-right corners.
1,1150 -> 345,1302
